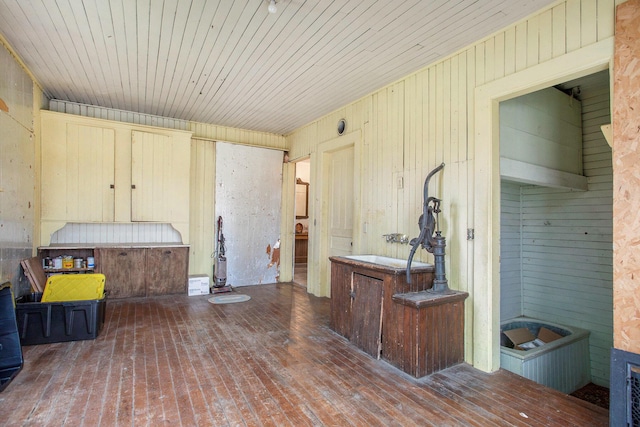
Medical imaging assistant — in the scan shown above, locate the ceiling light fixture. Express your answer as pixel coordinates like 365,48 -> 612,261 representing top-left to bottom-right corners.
268,0 -> 277,14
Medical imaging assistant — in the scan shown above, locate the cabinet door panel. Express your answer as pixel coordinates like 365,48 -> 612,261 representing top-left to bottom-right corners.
330,263 -> 352,337
131,131 -> 189,222
351,273 -> 383,359
70,125 -> 115,221
42,118 -> 115,221
145,247 -> 188,296
95,248 -> 146,298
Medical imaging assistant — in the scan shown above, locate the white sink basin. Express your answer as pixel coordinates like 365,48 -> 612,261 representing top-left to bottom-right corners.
341,255 -> 432,269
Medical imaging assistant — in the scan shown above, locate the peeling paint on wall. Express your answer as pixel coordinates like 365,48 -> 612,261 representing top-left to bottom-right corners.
268,239 -> 281,280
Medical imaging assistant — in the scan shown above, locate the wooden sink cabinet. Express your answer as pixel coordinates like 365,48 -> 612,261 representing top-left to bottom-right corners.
329,256 -> 434,359
329,255 -> 468,378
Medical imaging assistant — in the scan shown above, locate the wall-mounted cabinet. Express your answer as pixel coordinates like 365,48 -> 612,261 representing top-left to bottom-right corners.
40,111 -> 192,245
130,131 -> 190,222
41,118 -> 116,222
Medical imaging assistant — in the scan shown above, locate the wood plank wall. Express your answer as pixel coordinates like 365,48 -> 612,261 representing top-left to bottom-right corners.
499,181 -> 523,322
286,0 -> 618,368
189,138 -> 216,278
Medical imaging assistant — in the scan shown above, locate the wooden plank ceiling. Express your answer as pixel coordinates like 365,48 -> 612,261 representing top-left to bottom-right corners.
0,0 -> 556,135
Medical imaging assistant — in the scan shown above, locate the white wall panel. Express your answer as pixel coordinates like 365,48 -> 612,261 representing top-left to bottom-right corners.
50,223 -> 182,244
500,181 -> 522,321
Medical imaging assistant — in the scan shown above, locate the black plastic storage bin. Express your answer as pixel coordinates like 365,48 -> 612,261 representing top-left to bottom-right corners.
0,283 -> 23,392
15,292 -> 106,345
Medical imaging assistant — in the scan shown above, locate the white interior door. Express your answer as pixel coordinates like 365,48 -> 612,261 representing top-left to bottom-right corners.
215,142 -> 283,286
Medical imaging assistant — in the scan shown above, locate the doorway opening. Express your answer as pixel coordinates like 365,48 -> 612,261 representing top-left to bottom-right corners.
498,70 -> 612,397
293,158 -> 310,287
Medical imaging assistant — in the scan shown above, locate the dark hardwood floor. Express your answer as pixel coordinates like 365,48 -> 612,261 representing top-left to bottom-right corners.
293,263 -> 307,287
2,283 -> 608,426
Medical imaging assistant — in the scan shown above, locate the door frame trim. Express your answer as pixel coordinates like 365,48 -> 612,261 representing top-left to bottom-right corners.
309,130 -> 361,297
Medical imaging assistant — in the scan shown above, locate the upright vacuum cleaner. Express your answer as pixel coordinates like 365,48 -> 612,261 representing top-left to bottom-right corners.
212,216 -> 232,294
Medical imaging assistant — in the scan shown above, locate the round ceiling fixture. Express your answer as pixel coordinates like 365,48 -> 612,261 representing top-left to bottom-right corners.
337,119 -> 347,135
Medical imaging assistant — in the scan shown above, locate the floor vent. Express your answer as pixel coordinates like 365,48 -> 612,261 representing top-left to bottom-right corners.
632,366 -> 640,425
611,348 -> 640,426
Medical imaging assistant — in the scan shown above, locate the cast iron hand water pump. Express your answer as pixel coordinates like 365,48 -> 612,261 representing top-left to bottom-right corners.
406,163 -> 451,293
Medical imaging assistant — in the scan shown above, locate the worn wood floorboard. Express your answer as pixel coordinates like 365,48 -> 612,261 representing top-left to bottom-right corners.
1,283 -> 608,426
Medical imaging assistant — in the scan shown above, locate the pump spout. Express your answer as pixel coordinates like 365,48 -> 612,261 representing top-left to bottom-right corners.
406,163 -> 450,294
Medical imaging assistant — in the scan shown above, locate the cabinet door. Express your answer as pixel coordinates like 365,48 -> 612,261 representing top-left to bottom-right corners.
351,273 -> 383,359
95,248 -> 146,298
131,131 -> 189,222
145,247 -> 188,296
42,116 -> 115,222
330,262 -> 352,337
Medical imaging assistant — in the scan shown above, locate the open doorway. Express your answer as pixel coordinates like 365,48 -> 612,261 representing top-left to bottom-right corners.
498,70 -> 612,397
293,159 -> 310,287
472,39 -> 612,375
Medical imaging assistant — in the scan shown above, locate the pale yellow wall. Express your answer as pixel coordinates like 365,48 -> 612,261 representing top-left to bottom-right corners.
189,138 -> 216,278
286,0 -> 620,372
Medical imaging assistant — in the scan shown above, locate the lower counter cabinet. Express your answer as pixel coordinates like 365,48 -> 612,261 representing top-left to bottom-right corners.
95,248 -> 146,298
146,247 -> 189,296
95,246 -> 188,298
